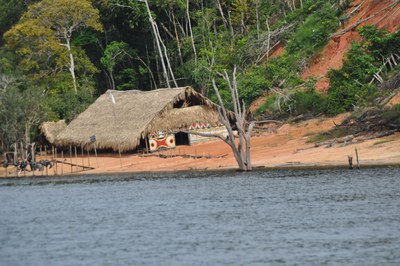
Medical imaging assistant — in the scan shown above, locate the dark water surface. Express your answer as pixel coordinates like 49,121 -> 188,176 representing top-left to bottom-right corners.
1,168 -> 400,265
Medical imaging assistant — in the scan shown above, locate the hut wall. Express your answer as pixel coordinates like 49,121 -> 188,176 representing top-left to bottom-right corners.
188,125 -> 228,145
148,131 -> 176,151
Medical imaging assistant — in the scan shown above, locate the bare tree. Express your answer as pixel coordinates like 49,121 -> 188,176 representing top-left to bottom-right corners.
141,0 -> 177,88
114,0 -> 178,88
0,74 -> 17,91
186,0 -> 198,65
187,66 -> 255,171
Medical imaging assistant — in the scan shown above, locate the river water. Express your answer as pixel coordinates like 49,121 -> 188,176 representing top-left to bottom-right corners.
1,168 -> 400,265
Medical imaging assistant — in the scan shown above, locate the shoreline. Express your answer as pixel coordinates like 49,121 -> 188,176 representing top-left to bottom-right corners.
2,114 -> 400,179
1,161 -> 399,180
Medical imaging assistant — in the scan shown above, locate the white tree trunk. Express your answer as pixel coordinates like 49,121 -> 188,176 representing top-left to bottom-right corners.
215,0 -> 229,29
154,23 -> 178,88
110,70 -> 116,90
65,37 -> 77,93
187,0 -> 198,65
266,17 -> 271,62
211,66 -> 254,171
255,0 -> 260,40
143,0 -> 170,88
171,10 -> 183,65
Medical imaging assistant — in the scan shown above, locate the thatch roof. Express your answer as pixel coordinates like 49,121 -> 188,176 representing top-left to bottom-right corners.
147,105 -> 221,132
40,120 -> 67,144
55,87 -> 221,151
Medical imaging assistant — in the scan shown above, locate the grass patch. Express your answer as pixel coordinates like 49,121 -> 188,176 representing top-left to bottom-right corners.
372,139 -> 395,146
303,132 -> 316,137
306,127 -> 358,143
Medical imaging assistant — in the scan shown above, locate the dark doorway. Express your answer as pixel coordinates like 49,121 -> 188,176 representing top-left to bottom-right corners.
175,132 -> 190,146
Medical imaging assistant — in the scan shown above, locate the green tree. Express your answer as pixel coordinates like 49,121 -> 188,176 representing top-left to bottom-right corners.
0,0 -> 37,45
4,0 -> 103,93
0,75 -> 47,150
100,41 -> 137,90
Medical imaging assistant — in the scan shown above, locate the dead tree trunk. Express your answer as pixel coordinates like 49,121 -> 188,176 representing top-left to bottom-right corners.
187,0 -> 197,65
187,66 -> 254,171
213,67 -> 254,171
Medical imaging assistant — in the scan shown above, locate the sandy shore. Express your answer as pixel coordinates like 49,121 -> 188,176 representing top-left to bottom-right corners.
1,113 -> 399,178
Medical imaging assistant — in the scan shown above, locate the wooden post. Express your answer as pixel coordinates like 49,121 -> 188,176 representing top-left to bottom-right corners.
87,149 -> 91,167
54,147 -> 58,176
348,156 -> 353,170
355,147 -> 360,169
61,150 -> 64,176
69,145 -> 73,173
81,145 -> 85,170
145,137 -> 149,154
51,146 -> 54,176
74,146 -> 78,170
31,143 -> 35,162
118,144 -> 122,168
14,142 -> 17,163
93,143 -> 99,168
20,142 -> 24,160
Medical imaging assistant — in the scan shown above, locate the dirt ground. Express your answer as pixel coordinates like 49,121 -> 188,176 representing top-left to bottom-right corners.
2,113 -> 399,178
302,0 -> 400,92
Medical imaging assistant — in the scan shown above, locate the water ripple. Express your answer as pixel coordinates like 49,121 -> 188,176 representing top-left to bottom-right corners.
0,168 -> 400,265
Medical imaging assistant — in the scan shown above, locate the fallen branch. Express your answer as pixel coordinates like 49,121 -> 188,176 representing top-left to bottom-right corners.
329,1 -> 399,39
54,160 -> 95,170
253,120 -> 283,125
140,153 -> 228,159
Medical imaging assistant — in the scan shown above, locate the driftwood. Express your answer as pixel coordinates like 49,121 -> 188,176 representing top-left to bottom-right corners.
348,156 -> 353,169
314,139 -> 337,148
287,114 -> 306,123
355,147 -> 360,169
140,153 -> 228,159
380,89 -> 400,106
314,129 -> 399,149
337,135 -> 355,143
339,1 -> 365,27
253,120 -> 283,125
54,159 -> 94,170
329,1 -> 399,39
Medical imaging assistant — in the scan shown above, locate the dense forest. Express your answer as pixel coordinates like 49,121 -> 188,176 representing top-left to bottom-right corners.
0,0 -> 399,151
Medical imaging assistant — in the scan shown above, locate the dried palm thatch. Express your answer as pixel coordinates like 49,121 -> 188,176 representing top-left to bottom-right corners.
55,87 -> 221,151
147,105 -> 221,132
40,120 -> 67,144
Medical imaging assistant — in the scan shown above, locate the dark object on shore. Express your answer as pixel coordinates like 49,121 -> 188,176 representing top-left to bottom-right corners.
2,161 -> 9,177
40,160 -> 53,168
348,156 -> 353,170
20,160 -> 28,170
355,147 -> 360,169
29,161 -> 37,171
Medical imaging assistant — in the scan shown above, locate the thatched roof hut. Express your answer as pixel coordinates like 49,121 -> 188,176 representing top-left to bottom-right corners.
40,120 -> 67,145
55,87 -> 223,151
